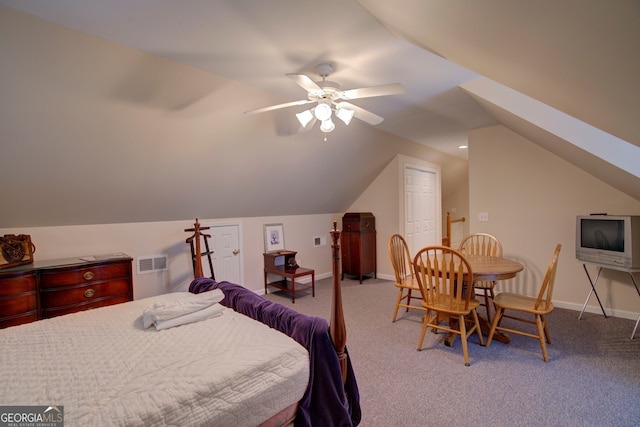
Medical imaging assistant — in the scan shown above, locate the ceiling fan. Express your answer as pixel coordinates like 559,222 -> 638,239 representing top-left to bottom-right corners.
244,63 -> 405,134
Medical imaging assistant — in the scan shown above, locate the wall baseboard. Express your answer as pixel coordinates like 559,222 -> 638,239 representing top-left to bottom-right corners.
553,300 -> 639,321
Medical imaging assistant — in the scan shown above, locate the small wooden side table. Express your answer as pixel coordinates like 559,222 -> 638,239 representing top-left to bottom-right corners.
264,251 -> 315,303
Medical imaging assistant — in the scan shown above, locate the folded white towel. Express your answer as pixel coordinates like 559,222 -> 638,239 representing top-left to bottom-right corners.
143,289 -> 224,329
153,302 -> 225,330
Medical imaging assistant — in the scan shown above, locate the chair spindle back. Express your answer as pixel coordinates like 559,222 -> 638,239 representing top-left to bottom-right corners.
459,233 -> 503,258
389,234 -> 413,285
414,246 -> 474,311
534,244 -> 561,311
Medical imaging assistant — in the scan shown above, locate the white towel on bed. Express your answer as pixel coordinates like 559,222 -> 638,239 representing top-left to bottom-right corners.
143,289 -> 224,330
153,302 -> 225,330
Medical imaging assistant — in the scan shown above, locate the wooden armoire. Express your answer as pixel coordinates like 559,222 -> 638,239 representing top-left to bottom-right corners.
341,212 -> 376,283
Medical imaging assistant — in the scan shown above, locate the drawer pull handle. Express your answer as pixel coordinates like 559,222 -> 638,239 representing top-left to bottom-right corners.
83,271 -> 95,281
84,288 -> 96,298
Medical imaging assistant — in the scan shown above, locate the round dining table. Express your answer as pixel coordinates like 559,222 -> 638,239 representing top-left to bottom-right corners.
444,254 -> 524,345
465,254 -> 524,281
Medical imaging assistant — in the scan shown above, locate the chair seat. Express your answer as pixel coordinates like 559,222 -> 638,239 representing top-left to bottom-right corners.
493,292 -> 554,315
486,244 -> 561,363
423,297 -> 480,315
395,276 -> 420,290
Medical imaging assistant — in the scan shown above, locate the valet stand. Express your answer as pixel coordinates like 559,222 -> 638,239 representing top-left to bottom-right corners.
185,218 -> 214,279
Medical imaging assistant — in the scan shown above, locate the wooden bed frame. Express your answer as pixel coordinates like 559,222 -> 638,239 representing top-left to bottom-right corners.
189,220 -> 350,424
0,221 -> 355,427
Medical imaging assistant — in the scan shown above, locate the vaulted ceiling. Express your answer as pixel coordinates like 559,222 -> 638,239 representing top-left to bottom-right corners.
1,0 -> 638,228
361,0 -> 640,198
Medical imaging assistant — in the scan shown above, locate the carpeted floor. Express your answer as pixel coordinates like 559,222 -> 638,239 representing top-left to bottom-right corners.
264,276 -> 640,427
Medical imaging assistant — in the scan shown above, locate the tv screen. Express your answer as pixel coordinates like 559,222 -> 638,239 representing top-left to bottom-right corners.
580,219 -> 624,252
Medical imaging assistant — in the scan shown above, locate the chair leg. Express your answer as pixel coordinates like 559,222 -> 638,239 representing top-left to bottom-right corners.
471,309 -> 484,345
406,289 -> 413,311
392,289 -> 404,322
486,307 -> 504,348
417,313 -> 430,351
541,314 -> 551,344
458,314 -> 470,366
535,314 -> 549,362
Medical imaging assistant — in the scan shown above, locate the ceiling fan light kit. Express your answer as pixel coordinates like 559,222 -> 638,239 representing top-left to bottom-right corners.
245,62 -> 405,138
319,118 -> 335,133
314,102 -> 332,121
295,110 -> 314,128
335,106 -> 355,125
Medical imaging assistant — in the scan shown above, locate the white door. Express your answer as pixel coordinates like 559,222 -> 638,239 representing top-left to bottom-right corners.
404,166 -> 438,257
203,223 -> 242,284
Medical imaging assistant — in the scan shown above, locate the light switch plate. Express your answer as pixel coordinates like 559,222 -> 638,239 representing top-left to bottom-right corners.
478,212 -> 489,222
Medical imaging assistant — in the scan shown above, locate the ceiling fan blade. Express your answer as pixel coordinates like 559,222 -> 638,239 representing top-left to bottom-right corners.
244,99 -> 314,115
339,83 -> 405,100
336,102 -> 384,125
286,73 -> 323,94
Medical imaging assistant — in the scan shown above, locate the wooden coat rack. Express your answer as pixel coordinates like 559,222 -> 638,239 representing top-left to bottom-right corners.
185,218 -> 215,279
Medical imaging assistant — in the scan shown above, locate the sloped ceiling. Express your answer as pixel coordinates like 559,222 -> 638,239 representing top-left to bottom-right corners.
360,0 -> 640,199
0,0 -> 495,159
1,1 -> 638,228
361,0 -> 640,146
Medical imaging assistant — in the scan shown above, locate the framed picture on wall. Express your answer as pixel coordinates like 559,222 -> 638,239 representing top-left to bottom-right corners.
264,223 -> 285,253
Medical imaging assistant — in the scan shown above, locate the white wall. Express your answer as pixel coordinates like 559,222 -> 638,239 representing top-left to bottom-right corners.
0,214 -> 339,299
469,125 -> 640,319
348,154 -> 467,280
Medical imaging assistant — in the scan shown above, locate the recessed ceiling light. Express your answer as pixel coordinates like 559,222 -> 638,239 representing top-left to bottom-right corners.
458,145 -> 468,149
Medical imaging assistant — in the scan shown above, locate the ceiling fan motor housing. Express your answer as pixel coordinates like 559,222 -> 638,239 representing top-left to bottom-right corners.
315,63 -> 334,78
311,80 -> 341,100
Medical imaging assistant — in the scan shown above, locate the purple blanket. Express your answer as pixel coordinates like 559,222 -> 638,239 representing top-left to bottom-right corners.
189,278 -> 361,427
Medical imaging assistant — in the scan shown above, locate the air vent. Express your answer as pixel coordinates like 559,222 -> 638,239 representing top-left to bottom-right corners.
137,255 -> 168,274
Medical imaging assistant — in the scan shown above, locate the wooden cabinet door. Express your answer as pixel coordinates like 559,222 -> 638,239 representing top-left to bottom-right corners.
341,232 -> 357,277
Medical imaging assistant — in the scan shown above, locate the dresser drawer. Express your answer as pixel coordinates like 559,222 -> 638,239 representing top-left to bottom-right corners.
40,262 -> 130,288
0,293 -> 38,318
0,311 -> 39,329
40,279 -> 131,309
0,271 -> 38,328
0,271 -> 37,296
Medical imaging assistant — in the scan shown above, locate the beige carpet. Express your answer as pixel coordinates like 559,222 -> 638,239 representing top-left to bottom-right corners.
264,276 -> 640,427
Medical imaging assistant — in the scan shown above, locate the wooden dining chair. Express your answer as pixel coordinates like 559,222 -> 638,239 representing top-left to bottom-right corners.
486,244 -> 561,362
458,233 -> 503,322
388,234 -> 427,321
413,245 -> 484,366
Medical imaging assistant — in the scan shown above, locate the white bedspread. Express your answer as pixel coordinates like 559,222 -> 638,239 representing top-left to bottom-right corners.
0,292 -> 310,427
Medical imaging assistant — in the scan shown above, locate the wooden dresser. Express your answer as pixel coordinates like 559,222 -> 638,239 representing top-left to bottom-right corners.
0,254 -> 133,328
341,212 -> 377,283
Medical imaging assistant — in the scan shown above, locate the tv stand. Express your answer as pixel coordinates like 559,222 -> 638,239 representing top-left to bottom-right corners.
578,261 -> 640,339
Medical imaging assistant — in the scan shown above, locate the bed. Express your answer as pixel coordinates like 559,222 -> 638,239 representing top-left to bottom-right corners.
0,223 -> 360,426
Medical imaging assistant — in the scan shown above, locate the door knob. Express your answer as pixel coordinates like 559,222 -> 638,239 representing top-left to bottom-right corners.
232,249 -> 240,255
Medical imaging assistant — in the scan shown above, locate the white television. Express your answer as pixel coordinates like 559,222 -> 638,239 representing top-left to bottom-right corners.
576,215 -> 640,269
